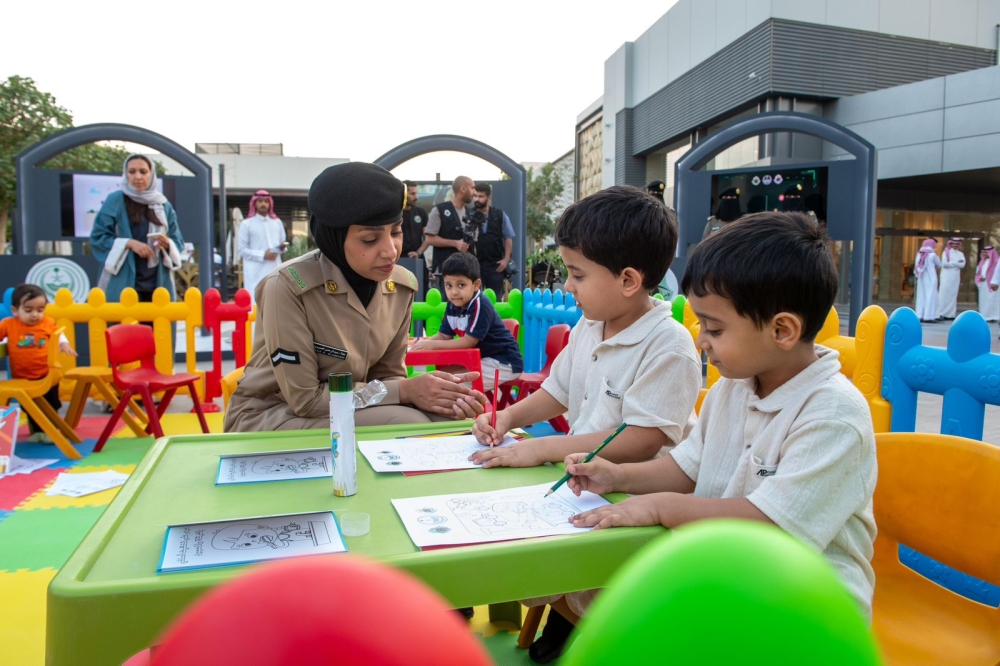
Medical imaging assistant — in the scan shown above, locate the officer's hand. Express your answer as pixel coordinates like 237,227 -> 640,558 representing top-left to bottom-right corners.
402,371 -> 487,418
496,259 -> 509,273
456,240 -> 470,252
407,251 -> 419,258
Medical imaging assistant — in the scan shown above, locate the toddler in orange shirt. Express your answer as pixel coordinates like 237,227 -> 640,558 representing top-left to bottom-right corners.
0,284 -> 77,442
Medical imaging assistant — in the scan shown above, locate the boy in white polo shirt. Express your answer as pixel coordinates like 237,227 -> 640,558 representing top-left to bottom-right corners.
566,212 -> 878,624
470,185 -> 702,662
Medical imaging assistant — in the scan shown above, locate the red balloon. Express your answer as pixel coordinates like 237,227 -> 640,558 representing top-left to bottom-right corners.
150,556 -> 493,666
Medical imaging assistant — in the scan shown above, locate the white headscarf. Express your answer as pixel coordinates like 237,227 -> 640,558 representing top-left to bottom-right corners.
121,154 -> 169,229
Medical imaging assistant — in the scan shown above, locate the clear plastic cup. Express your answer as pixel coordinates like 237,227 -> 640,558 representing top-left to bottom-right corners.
340,512 -> 370,537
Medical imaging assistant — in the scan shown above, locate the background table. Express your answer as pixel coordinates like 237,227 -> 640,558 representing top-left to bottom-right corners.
47,422 -> 664,666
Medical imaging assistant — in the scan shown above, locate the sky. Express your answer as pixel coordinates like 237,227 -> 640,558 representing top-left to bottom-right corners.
2,0 -> 675,181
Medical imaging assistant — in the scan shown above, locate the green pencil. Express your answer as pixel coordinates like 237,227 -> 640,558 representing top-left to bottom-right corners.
544,423 -> 628,498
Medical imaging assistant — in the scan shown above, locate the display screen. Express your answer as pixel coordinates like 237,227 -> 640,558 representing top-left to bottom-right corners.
710,166 -> 828,222
60,173 -> 176,238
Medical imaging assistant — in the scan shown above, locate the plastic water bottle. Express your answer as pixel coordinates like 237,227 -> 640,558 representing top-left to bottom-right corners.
329,372 -> 357,497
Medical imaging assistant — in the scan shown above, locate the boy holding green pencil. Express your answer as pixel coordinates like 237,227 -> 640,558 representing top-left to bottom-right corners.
470,186 -> 702,663
565,213 -> 877,625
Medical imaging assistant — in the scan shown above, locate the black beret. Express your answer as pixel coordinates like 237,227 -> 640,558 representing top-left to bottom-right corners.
308,162 -> 405,229
646,180 -> 666,192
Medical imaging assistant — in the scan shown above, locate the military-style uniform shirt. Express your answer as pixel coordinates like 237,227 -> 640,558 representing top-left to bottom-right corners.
224,250 -> 419,432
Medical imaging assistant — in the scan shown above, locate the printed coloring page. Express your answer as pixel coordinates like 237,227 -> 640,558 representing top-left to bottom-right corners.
391,483 -> 609,548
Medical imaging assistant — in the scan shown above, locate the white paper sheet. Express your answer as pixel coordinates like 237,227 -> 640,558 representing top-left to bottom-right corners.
391,482 -> 610,548
158,511 -> 347,574
45,470 -> 129,497
2,455 -> 59,477
216,448 -> 333,485
359,434 -> 516,473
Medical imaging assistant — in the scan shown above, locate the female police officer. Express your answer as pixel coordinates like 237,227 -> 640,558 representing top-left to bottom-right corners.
224,162 -> 487,432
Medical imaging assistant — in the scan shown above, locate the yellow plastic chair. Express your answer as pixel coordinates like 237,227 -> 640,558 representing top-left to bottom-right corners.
221,367 -> 244,411
0,327 -> 83,459
871,432 -> 1000,665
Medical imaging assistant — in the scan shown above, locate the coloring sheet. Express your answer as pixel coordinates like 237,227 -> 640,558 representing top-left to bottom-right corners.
391,483 -> 610,548
217,448 -> 333,485
359,434 -> 516,473
158,511 -> 346,573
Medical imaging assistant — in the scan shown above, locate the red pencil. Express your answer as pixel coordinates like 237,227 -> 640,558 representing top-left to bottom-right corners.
489,368 -> 500,442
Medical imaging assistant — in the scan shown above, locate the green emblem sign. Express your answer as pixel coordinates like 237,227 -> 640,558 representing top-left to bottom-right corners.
25,258 -> 91,302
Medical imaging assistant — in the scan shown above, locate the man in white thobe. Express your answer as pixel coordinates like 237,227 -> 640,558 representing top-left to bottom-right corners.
237,190 -> 286,302
937,237 -> 966,320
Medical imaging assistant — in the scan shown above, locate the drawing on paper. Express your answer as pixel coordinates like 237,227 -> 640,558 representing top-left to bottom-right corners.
251,456 -> 328,475
445,496 -> 576,535
359,434 -> 516,473
210,520 -> 333,550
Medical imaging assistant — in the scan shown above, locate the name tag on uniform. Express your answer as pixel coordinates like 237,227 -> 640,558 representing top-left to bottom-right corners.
314,342 -> 348,360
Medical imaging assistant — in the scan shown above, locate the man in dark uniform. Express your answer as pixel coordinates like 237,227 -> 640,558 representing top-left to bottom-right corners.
424,176 -> 475,289
470,183 -> 515,298
647,180 -> 666,203
402,180 -> 429,258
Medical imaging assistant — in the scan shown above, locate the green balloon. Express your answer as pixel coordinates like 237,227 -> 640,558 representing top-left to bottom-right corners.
563,520 -> 882,666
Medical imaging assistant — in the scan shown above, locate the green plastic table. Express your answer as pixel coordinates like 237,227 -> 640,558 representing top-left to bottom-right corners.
47,421 -> 664,666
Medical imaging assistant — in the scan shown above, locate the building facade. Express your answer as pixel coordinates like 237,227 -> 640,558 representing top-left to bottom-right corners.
577,0 -> 1000,305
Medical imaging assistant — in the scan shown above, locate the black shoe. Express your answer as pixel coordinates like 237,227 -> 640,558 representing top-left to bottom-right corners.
455,606 -> 474,621
528,609 -> 574,664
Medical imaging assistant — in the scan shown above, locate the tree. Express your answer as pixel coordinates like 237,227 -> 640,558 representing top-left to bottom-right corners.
0,76 -> 154,253
525,163 -> 565,248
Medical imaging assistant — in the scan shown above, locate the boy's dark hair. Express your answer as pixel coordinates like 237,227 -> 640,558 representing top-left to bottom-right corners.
474,183 -> 492,196
12,284 -> 46,309
440,252 -> 481,282
680,212 -> 838,342
555,185 -> 677,290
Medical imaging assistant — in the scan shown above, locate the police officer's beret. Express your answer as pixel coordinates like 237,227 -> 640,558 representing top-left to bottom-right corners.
308,162 -> 405,229
647,180 -> 666,192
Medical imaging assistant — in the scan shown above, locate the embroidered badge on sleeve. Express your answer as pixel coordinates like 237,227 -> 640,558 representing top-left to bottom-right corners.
270,348 -> 301,366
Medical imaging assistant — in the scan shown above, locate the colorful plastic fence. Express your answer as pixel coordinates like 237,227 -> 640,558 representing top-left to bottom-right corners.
203,288 -> 254,407
46,287 -> 204,398
411,288 -> 524,347
883,308 -> 999,441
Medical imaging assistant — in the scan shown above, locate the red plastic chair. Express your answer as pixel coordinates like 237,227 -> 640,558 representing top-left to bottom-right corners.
503,318 -> 520,340
498,324 -> 571,433
405,348 -> 485,393
95,324 -> 210,452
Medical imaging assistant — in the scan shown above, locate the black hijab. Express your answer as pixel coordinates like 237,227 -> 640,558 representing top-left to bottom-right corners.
311,216 -> 378,308
307,162 -> 406,308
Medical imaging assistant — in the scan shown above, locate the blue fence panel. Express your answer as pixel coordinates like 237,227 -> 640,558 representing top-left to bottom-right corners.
882,306 -> 1000,605
883,308 -> 997,440
522,289 -> 582,373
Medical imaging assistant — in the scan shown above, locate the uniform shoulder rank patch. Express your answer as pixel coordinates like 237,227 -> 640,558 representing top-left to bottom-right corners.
313,342 -> 348,360
287,267 -> 307,291
386,279 -> 396,292
270,348 -> 301,366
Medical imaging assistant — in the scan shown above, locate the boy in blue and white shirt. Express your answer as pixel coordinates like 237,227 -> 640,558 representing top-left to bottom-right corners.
410,252 -> 523,391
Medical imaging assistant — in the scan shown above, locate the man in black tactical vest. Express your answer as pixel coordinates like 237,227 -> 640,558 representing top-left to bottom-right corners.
470,183 -> 515,298
424,175 -> 475,290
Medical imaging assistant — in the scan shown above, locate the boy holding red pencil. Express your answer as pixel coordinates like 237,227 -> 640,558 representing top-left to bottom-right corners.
470,186 -> 702,662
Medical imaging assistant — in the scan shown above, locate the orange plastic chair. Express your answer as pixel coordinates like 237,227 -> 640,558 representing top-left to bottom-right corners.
498,324 -> 571,433
0,327 -> 82,459
95,325 -> 210,452
871,432 -> 1000,665
221,367 -> 244,411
